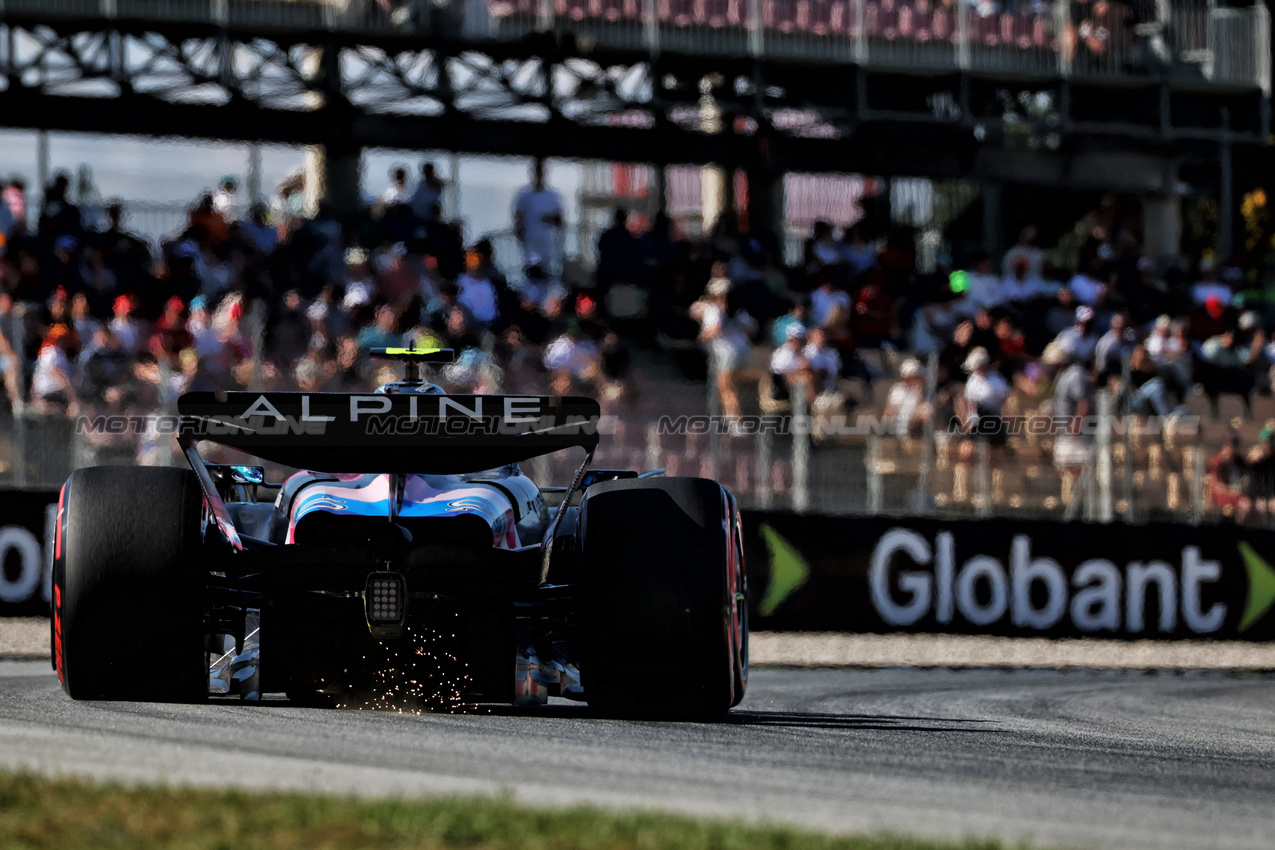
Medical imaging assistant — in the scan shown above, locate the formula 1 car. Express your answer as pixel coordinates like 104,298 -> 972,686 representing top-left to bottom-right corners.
51,349 -> 747,718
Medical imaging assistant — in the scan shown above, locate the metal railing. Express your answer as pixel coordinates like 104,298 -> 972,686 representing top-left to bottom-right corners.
3,0 -> 1268,89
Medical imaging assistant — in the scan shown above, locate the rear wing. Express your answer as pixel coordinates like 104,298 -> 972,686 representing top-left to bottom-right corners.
178,391 -> 601,474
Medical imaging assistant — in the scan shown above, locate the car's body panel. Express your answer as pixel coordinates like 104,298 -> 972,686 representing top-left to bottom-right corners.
285,472 -> 527,549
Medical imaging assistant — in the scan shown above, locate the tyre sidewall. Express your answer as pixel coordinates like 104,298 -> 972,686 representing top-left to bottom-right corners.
58,466 -> 206,701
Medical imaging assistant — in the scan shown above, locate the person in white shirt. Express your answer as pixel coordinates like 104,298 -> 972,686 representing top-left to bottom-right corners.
802,327 -> 842,393
543,330 -> 597,377
885,357 -> 930,437
692,272 -> 755,419
212,176 -> 241,222
960,346 -> 1009,447
381,166 -> 411,207
543,322 -> 600,395
31,325 -> 76,414
768,324 -> 814,404
341,247 -> 375,307
1049,306 -> 1100,365
1145,314 -> 1174,362
513,159 -> 564,275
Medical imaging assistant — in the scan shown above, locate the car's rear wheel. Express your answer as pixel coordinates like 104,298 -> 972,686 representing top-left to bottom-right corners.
53,466 -> 207,701
728,499 -> 748,708
577,477 -> 745,720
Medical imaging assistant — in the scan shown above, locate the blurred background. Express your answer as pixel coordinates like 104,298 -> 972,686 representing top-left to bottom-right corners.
1,0 -> 1273,524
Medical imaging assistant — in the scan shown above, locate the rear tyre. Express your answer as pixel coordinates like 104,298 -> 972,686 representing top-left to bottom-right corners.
577,477 -> 745,720
53,466 -> 207,701
729,499 -> 748,708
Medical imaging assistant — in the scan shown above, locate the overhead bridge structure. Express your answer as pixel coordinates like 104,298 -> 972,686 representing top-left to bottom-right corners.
0,0 -> 1270,243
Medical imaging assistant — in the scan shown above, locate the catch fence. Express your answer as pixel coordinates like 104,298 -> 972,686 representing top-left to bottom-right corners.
0,371 -> 1247,527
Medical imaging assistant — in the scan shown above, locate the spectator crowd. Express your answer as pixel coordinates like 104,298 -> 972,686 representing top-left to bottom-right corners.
0,161 -> 642,454
2,158 -> 1273,522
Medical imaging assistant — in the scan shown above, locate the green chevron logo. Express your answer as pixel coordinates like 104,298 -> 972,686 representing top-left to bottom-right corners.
1237,542 -> 1275,632
758,523 -> 810,617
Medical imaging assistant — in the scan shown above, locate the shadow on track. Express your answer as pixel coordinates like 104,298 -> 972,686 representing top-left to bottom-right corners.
471,703 -> 994,733
718,709 -> 996,733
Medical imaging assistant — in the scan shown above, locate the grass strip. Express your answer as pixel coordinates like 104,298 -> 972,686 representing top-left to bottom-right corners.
0,771 -> 1018,850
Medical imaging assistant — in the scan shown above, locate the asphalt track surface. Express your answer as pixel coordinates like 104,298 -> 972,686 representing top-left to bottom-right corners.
1,661 -> 1273,849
